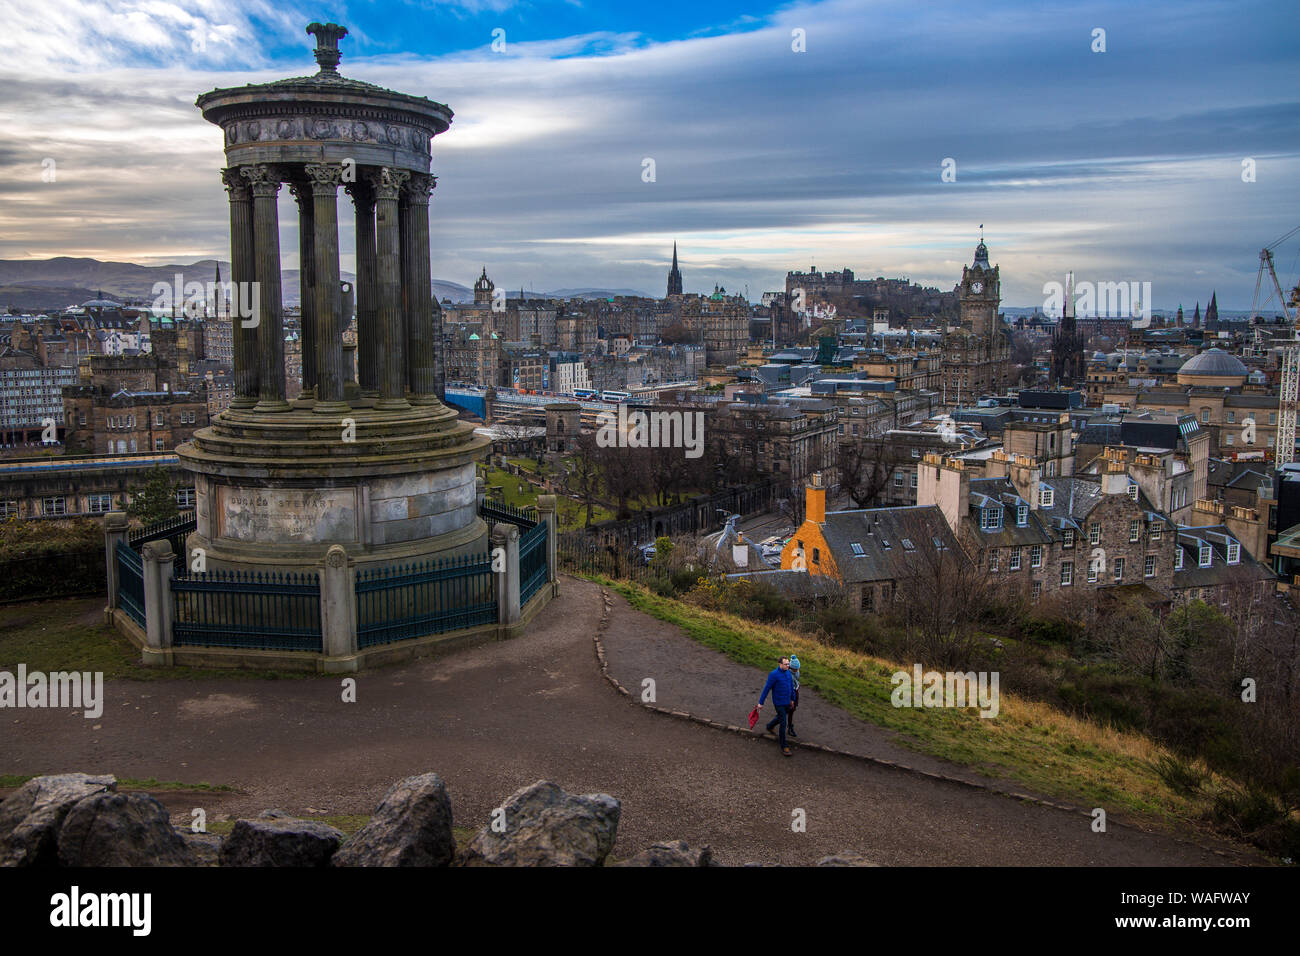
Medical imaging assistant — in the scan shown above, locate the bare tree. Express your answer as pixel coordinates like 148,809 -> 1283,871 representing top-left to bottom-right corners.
837,433 -> 896,509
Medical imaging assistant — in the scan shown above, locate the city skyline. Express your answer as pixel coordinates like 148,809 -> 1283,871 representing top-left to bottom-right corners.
1,0 -> 1297,310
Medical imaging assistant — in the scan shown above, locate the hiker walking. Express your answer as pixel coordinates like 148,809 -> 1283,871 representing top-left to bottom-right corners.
787,655 -> 801,739
758,656 -> 795,757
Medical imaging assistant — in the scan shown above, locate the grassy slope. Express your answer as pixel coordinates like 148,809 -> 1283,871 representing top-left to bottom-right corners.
602,577 -> 1240,834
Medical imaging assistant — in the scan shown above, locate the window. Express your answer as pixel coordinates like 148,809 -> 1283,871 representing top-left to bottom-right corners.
862,586 -> 874,612
1226,410 -> 1235,423
1032,581 -> 1042,602
155,412 -> 164,426
901,538 -> 915,551
1089,523 -> 1101,546
0,500 -> 18,518
1128,483 -> 1139,501
989,551 -> 999,572
1063,529 -> 1075,549
1030,545 -> 1043,568
176,488 -> 196,509
1040,486 -> 1054,507
1087,561 -> 1099,583
911,447 -> 921,459
1061,562 -> 1073,586
981,508 -> 1002,531
1150,522 -> 1162,540
850,542 -> 865,557
1198,545 -> 1212,568
894,472 -> 903,486
1270,412 -> 1277,424
42,496 -> 66,516
1129,519 -> 1141,542
1200,408 -> 1210,423
1010,547 -> 1022,571
1113,557 -> 1125,581
1175,549 -> 1184,570
154,438 -> 165,451
1144,555 -> 1155,577
909,472 -> 918,489
86,494 -> 112,514
1227,542 -> 1240,565
812,547 -> 820,565
78,413 -> 86,426
1017,505 -> 1028,527
1225,433 -> 1233,446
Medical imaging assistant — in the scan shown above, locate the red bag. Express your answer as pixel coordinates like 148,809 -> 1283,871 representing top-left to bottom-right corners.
748,706 -> 760,730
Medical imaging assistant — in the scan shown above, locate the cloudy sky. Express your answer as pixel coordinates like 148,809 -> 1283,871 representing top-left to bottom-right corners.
2,0 -> 1297,308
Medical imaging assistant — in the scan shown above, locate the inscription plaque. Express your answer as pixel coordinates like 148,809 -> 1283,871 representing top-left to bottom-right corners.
218,486 -> 359,544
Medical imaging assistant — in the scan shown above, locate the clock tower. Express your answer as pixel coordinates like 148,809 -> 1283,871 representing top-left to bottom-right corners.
960,238 -> 1000,344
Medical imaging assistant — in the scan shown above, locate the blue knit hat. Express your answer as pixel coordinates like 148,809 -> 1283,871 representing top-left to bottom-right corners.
789,655 -> 801,670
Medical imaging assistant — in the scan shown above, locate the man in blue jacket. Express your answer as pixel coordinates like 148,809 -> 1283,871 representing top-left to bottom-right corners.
758,656 -> 795,756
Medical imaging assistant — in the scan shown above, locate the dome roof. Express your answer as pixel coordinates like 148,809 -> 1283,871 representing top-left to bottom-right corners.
1179,347 -> 1247,377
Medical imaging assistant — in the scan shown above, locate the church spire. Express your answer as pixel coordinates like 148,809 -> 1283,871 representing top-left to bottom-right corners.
667,241 -> 683,297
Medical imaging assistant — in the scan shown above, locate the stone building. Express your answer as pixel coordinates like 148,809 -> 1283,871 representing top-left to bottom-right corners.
708,399 -> 839,488
445,325 -> 500,387
0,452 -> 191,520
679,288 -> 748,366
545,403 -> 581,454
941,239 -> 1011,398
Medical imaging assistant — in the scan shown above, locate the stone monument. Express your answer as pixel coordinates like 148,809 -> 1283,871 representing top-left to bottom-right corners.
180,22 -> 489,572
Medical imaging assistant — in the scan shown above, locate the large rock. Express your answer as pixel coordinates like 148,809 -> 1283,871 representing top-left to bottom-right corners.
333,773 -> 455,867
183,832 -> 224,866
218,817 -> 344,867
816,853 -> 880,866
458,780 -> 620,867
0,773 -> 117,867
57,792 -> 192,866
611,840 -> 713,867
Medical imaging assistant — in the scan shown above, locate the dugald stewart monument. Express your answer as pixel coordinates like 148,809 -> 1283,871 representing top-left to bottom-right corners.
182,22 -> 490,574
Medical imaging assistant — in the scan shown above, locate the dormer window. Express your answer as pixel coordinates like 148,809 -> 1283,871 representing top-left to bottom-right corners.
981,508 -> 1002,531
1198,544 -> 1212,568
1175,549 -> 1184,570
1127,483 -> 1139,501
1040,487 -> 1054,507
1017,505 -> 1028,527
1227,542 -> 1240,565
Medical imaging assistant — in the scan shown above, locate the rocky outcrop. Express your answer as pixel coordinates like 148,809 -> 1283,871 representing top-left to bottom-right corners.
0,773 -> 117,867
611,840 -> 714,867
218,817 -> 344,867
56,791 -> 192,867
0,772 -> 873,866
332,773 -> 455,867
457,780 -> 620,867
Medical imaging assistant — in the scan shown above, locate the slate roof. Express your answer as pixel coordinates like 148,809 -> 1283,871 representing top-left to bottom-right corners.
818,505 -> 964,585
1172,526 -> 1274,589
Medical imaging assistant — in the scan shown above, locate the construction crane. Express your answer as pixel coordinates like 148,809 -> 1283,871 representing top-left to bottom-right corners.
1248,226 -> 1300,464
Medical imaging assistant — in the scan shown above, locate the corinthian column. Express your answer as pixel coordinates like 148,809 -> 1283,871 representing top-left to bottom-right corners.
241,163 -> 289,412
305,162 -> 347,413
289,177 -> 316,400
404,173 -> 437,404
221,167 -> 259,408
368,167 -> 410,409
346,179 -> 379,396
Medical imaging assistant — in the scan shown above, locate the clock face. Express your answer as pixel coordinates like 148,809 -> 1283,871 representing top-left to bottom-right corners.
971,281 -> 983,294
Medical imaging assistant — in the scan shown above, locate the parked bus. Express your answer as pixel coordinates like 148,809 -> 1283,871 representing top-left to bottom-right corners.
601,390 -> 630,403
572,388 -> 597,400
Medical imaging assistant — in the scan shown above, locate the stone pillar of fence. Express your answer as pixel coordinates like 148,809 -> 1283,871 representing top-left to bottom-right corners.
492,522 -> 520,630
141,540 -> 175,662
536,494 -> 558,586
103,511 -> 130,611
319,544 -> 358,669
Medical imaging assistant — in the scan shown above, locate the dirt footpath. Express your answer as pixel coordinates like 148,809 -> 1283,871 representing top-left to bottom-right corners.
1,577 -> 1263,865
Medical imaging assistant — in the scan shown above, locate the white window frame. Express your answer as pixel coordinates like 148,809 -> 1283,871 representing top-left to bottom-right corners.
42,496 -> 66,516
1144,555 -> 1155,577
1063,529 -> 1075,549
1198,545 -> 1212,568
1030,545 -> 1043,569
1175,549 -> 1184,570
1061,562 -> 1073,586
1129,519 -> 1141,542
1089,524 -> 1101,546
1113,557 -> 1125,581
1017,504 -> 1028,527
1227,542 -> 1240,565
1040,486 -> 1054,507
1009,548 -> 1022,571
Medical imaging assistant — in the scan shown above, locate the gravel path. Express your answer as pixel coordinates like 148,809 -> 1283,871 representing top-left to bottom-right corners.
1,577 -> 1264,865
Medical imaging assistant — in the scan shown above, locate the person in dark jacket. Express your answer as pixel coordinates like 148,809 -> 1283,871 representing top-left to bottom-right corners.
758,656 -> 795,756
787,654 -> 801,738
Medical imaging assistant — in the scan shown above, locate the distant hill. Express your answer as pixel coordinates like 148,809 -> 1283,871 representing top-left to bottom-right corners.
540,288 -> 654,300
0,257 -> 474,311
